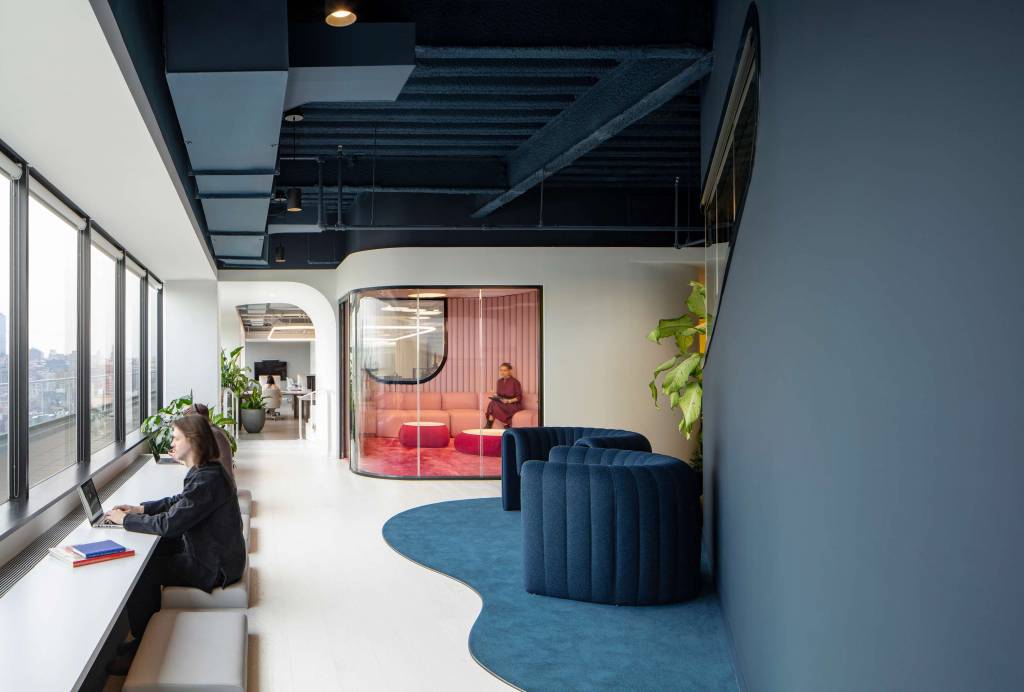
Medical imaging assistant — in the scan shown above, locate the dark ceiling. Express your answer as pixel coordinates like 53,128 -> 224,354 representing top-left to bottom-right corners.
107,0 -> 713,269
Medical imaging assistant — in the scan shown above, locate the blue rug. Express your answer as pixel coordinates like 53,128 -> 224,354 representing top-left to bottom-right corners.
382,497 -> 738,691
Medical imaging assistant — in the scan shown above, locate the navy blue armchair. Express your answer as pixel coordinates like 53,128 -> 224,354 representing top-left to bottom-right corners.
521,446 -> 701,605
501,427 -> 651,510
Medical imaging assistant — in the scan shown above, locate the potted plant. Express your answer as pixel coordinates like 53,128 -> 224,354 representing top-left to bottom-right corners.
647,281 -> 710,478
141,394 -> 238,460
221,347 -> 251,400
239,385 -> 267,434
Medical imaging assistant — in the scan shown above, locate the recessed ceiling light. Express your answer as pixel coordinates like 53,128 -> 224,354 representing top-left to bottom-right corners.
408,292 -> 446,299
325,2 -> 357,27
283,107 -> 304,123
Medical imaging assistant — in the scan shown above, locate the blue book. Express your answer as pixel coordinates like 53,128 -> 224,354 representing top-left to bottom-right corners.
71,539 -> 127,559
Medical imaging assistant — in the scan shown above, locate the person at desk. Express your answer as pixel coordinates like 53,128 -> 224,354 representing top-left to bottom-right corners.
185,403 -> 234,480
485,362 -> 523,429
263,375 -> 283,418
104,415 -> 246,673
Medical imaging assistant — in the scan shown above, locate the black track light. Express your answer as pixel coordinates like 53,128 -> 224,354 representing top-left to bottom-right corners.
286,187 -> 302,213
274,244 -> 286,263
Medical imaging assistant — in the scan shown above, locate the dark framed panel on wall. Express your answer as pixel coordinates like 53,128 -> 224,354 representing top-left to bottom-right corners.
339,285 -> 543,480
701,3 -> 760,353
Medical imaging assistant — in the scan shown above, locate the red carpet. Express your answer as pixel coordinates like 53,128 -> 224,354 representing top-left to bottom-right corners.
356,436 -> 502,478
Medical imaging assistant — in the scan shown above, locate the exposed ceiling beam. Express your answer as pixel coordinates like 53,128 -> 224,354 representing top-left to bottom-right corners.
414,46 -> 708,61
472,54 -> 713,218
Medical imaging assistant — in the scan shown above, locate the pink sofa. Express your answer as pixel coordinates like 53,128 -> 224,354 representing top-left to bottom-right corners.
371,390 -> 539,438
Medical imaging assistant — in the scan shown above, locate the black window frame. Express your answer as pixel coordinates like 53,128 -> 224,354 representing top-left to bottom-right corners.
0,135 -> 163,521
700,3 -> 761,355
356,296 -> 450,386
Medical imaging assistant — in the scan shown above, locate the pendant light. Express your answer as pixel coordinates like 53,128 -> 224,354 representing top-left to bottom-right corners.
285,118 -> 302,212
325,1 -> 357,27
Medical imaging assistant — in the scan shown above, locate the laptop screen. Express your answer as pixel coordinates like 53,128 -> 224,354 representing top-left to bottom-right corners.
78,479 -> 104,522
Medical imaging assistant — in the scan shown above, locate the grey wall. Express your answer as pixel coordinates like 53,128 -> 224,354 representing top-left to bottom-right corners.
701,2 -> 1024,691
244,341 -> 313,380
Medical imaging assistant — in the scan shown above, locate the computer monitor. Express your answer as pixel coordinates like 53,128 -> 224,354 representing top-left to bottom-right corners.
77,479 -> 104,524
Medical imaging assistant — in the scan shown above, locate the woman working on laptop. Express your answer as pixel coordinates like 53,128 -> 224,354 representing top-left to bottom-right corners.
103,415 -> 246,673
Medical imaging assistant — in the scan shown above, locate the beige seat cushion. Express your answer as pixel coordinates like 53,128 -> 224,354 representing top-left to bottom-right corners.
242,514 -> 251,552
124,610 -> 246,692
161,560 -> 250,610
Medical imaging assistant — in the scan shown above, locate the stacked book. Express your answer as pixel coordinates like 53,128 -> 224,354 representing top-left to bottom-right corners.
48,539 -> 135,568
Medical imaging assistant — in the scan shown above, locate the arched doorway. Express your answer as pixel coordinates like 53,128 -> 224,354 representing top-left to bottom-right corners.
218,281 -> 338,457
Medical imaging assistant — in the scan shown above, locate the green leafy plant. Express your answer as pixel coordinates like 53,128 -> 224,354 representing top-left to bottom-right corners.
240,385 -> 265,410
140,393 -> 238,455
208,409 -> 238,454
141,394 -> 196,455
220,347 -> 251,398
648,281 -> 710,470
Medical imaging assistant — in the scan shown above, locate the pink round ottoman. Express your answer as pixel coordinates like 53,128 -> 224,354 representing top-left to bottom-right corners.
398,421 -> 450,448
454,428 -> 504,457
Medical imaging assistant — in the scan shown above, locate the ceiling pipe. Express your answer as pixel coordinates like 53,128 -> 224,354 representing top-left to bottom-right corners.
337,146 -> 344,231
316,223 -> 702,234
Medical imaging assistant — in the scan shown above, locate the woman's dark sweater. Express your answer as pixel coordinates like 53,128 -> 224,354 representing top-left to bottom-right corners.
123,462 -> 246,590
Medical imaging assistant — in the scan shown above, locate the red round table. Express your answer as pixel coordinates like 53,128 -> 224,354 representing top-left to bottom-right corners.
454,428 -> 504,457
398,421 -> 450,448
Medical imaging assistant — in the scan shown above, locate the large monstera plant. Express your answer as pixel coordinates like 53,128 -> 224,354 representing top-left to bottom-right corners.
648,281 -> 709,469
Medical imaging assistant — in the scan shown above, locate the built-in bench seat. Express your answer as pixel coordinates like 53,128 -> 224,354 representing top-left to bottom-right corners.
123,610 -> 247,692
237,489 -> 252,516
161,558 -> 250,610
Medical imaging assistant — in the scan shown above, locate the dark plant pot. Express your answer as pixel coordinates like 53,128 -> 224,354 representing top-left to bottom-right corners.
240,408 -> 266,433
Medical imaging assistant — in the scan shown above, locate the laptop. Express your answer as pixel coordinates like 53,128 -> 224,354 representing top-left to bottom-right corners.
77,478 -> 123,529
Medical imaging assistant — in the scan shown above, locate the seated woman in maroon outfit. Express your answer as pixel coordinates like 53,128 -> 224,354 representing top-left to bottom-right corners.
485,362 -> 523,429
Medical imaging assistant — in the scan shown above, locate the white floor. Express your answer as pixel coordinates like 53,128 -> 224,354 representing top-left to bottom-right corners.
236,437 -> 510,691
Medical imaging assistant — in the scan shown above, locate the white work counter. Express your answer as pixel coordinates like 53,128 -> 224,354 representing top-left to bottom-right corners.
0,459 -> 186,691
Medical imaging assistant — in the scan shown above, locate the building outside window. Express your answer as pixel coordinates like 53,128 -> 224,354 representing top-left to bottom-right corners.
27,196 -> 78,486
0,170 -> 10,500
147,281 -> 159,417
125,267 -> 142,435
90,243 -> 117,453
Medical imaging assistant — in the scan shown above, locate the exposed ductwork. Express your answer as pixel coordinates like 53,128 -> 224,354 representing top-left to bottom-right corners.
164,1 -> 415,266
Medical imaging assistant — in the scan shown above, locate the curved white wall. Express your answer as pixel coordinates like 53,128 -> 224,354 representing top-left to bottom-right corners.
336,247 -> 704,459
217,281 -> 338,457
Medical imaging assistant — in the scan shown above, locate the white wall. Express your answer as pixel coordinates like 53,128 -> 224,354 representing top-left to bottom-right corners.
163,280 -> 220,407
336,247 -> 704,459
0,3 -> 215,279
216,279 -> 339,457
218,301 -> 244,356
244,341 -> 312,380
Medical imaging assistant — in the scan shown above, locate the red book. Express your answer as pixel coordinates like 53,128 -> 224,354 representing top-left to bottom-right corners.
48,546 -> 136,568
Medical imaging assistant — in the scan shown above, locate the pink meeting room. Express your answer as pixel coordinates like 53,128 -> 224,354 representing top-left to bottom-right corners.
348,287 -> 541,478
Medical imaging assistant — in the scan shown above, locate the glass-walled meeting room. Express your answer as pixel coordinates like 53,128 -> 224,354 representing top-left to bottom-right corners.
346,287 -> 541,479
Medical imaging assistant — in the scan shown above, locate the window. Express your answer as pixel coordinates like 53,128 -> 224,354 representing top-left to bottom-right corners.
28,196 -> 79,486
147,281 -> 160,416
702,6 -> 759,348
0,170 -> 11,501
125,268 -> 142,435
90,243 -> 117,453
358,297 -> 446,385
0,141 -> 166,512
